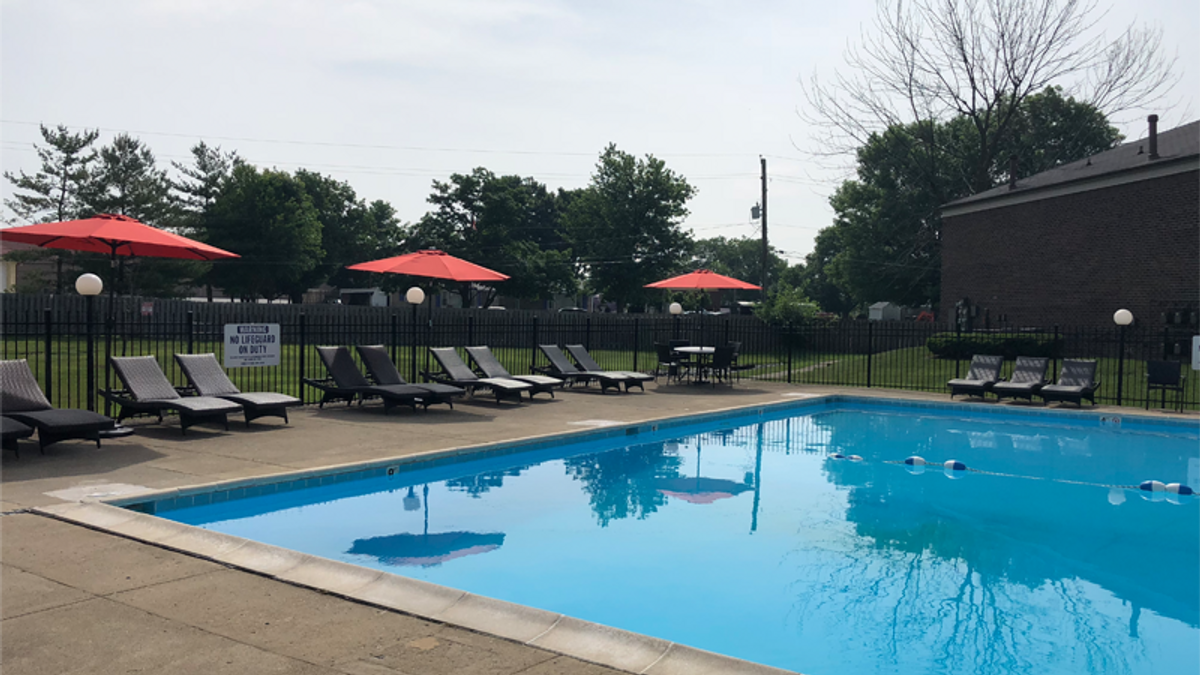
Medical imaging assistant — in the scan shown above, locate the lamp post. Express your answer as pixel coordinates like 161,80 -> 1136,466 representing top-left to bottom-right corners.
75,273 -> 103,412
1113,309 -> 1133,406
406,286 -> 426,383
669,302 -> 683,340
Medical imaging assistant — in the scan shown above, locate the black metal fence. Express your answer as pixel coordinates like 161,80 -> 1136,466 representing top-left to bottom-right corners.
2,293 -> 1196,412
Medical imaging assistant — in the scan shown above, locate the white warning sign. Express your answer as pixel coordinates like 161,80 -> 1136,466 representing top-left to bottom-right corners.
223,324 -> 281,368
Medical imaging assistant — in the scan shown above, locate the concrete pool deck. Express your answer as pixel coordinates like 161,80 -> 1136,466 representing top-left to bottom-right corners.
2,382 -> 1193,674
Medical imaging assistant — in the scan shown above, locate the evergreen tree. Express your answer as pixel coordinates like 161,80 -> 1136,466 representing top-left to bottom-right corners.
2,124 -> 100,292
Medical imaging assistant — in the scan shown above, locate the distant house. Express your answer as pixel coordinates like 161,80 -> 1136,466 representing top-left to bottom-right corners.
940,116 -> 1199,331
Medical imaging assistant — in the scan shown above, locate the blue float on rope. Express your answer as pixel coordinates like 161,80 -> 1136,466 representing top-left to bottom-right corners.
831,453 -> 845,459
1139,480 -> 1166,492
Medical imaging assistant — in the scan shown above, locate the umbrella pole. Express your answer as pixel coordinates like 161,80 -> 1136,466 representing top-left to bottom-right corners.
103,248 -> 117,416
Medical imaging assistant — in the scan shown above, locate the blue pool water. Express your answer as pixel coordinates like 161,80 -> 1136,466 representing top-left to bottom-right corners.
156,401 -> 1199,675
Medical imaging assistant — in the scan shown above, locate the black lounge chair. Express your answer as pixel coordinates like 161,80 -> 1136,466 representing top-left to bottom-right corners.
464,346 -> 562,399
535,344 -> 628,394
1,359 -> 125,454
175,353 -> 302,425
1037,359 -> 1101,407
947,355 -> 1004,400
991,357 -> 1050,403
564,345 -> 652,392
1146,360 -> 1186,412
355,345 -> 464,409
425,348 -> 532,404
304,346 -> 430,413
2,416 -> 34,455
104,356 -> 242,434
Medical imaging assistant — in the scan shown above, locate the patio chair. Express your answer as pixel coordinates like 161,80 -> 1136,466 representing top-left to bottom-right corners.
946,355 -> 1004,400
564,345 -> 653,392
425,348 -> 532,404
304,346 -> 430,413
668,338 -> 695,372
464,346 -> 562,399
990,357 -> 1050,403
105,356 -> 243,434
534,345 -> 625,393
727,341 -> 757,380
1,359 -> 126,454
654,343 -> 687,384
174,353 -> 302,425
1146,360 -> 1187,412
355,345 -> 464,409
705,345 -> 737,387
1,416 -> 34,455
1037,359 -> 1101,407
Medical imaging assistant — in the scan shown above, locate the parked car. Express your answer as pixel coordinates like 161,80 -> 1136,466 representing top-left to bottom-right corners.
557,307 -> 586,313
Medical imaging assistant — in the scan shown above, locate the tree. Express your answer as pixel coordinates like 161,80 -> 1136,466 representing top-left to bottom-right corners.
690,236 -> 787,298
80,134 -> 200,297
816,90 -> 1120,308
3,124 -> 100,292
171,142 -> 240,300
406,168 -> 577,306
803,0 -> 1174,193
206,165 -> 324,301
565,145 -> 695,311
796,229 -> 854,316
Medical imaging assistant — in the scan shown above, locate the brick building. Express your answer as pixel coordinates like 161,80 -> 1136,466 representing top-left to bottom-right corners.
940,117 -> 1199,330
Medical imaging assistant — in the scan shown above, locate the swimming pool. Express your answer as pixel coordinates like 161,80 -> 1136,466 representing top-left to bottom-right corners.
142,398 -> 1199,675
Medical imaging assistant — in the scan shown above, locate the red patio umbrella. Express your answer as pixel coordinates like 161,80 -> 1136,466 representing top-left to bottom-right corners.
0,213 -> 239,261
347,249 -> 509,282
644,269 -> 761,291
0,214 -> 239,414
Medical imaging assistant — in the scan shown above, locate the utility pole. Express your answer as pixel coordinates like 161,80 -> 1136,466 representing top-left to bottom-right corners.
760,156 -> 768,291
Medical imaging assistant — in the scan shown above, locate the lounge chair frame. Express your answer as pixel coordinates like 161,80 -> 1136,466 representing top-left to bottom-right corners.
424,348 -> 531,404
564,344 -> 651,392
175,353 -> 301,425
355,345 -> 463,409
991,357 -> 1050,403
304,346 -> 429,413
947,355 -> 1004,400
464,346 -> 561,399
534,345 -> 626,394
1,358 -> 123,452
103,356 -> 242,434
1037,359 -> 1101,407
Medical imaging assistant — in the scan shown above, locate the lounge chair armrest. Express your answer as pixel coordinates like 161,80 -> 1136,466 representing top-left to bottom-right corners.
98,388 -> 137,405
176,385 -> 199,397
419,370 -> 451,385
302,377 -> 340,392
530,365 -> 554,376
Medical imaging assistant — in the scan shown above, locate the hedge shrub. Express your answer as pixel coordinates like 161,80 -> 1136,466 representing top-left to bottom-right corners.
925,332 -> 1063,360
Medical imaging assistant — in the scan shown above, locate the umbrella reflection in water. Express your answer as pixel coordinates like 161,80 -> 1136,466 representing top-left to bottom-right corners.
656,439 -> 753,505
347,485 -> 505,567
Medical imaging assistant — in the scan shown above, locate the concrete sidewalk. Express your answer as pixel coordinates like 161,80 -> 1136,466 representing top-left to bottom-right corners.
2,382 -> 1178,674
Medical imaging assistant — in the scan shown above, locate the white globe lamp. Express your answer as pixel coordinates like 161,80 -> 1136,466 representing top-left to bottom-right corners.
75,273 -> 103,296
669,302 -> 683,316
1112,309 -> 1133,326
406,287 -> 426,305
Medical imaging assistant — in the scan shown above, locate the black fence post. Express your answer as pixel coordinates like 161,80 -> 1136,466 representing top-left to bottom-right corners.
186,310 -> 194,355
866,321 -> 874,388
632,318 -> 640,372
43,307 -> 53,403
85,294 -> 96,411
786,322 -> 793,384
1052,325 -> 1060,382
468,316 -> 475,348
724,319 -> 730,347
390,313 -> 398,365
298,313 -> 307,400
530,316 -> 539,372
954,321 -> 962,379
410,303 -> 419,383
585,318 -> 591,351
1116,324 -> 1127,406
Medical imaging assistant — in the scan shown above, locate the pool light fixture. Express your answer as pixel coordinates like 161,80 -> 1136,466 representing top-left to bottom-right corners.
1113,309 -> 1133,325
406,286 -> 426,305
669,302 -> 683,315
75,273 -> 103,296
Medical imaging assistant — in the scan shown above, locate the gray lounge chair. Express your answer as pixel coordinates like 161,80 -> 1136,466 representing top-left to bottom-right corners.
425,348 -> 532,404
947,355 -> 1004,399
1037,359 -> 1101,407
355,345 -> 464,409
105,356 -> 242,434
464,346 -> 563,399
304,346 -> 430,413
991,357 -> 1050,403
535,344 -> 627,393
1,416 -> 34,455
1,358 -> 125,454
564,344 -> 652,392
175,353 -> 302,425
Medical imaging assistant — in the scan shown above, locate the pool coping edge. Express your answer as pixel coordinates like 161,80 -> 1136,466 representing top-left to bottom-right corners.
31,500 -> 796,675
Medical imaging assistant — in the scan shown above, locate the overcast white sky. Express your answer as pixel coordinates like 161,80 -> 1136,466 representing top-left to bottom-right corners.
2,0 -> 1196,262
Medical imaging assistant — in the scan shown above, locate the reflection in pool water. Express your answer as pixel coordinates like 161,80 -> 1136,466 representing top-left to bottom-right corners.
167,404 -> 1199,675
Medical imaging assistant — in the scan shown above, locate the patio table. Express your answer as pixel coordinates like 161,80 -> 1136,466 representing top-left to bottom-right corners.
674,346 -> 715,384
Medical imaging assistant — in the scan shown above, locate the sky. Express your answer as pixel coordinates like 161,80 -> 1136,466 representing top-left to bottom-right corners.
2,0 -> 1197,264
